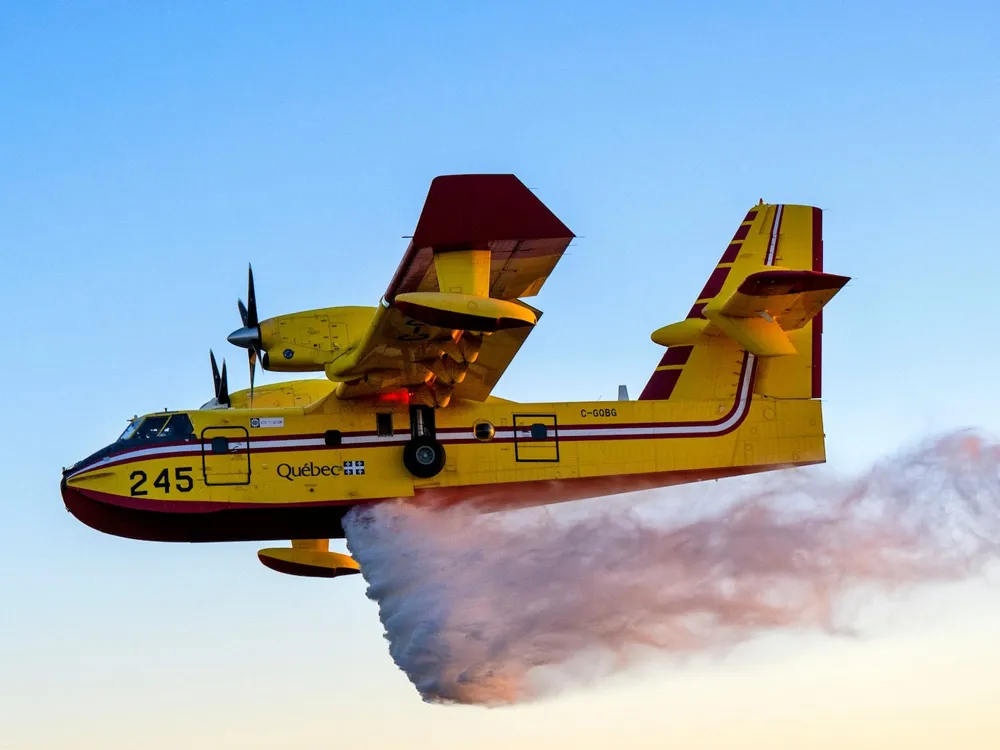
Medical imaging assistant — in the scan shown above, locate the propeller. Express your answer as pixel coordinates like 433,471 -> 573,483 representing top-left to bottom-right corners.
208,350 -> 231,408
227,263 -> 262,406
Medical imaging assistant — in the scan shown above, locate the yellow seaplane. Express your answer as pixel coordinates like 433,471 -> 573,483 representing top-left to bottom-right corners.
61,175 -> 849,579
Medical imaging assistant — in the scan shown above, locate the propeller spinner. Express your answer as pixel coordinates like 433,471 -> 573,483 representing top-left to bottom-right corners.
227,264 -> 263,405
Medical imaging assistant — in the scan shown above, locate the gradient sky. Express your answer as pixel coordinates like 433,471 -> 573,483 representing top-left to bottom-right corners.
3,1 -> 1000,747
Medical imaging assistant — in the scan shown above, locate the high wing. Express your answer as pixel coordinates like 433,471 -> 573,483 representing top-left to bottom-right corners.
325,175 -> 574,407
385,174 -> 575,301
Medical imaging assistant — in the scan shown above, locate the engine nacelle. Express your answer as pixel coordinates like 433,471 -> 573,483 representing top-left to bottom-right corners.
394,292 -> 537,332
258,306 -> 377,372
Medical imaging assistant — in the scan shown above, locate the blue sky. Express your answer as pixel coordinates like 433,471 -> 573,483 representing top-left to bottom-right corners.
2,1 -> 1000,747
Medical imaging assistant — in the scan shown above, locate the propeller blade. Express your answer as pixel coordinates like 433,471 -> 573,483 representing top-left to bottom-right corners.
246,264 -> 258,328
219,360 -> 230,407
231,265 -> 260,348
210,350 -> 222,395
230,263 -> 262,407
248,347 -> 257,406
208,350 -> 231,407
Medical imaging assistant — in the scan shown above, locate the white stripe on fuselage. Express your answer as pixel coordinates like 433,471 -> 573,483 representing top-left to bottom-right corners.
68,353 -> 758,477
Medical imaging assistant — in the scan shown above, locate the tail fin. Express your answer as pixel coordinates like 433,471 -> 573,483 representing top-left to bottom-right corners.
639,203 -> 847,402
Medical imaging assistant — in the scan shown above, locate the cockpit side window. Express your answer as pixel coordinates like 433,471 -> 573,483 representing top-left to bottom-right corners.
158,414 -> 194,441
135,416 -> 169,441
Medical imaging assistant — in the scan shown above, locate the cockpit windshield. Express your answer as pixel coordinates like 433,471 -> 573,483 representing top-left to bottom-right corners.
116,413 -> 195,443
117,419 -> 141,442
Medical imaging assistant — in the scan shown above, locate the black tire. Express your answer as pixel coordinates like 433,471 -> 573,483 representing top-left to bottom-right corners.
402,435 -> 446,479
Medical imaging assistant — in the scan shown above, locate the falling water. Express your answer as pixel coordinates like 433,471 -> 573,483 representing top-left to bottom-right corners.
343,430 -> 1000,705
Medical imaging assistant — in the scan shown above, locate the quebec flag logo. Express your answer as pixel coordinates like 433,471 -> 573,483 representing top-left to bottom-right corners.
343,460 -> 366,476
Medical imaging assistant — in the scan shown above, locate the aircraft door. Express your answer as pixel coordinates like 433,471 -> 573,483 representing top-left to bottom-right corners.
512,414 -> 559,462
201,426 -> 251,486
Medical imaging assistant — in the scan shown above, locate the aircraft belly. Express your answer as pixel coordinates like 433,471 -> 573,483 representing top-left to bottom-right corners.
61,480 -> 356,542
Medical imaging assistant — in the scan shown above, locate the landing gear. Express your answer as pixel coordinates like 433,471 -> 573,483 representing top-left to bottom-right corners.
403,405 -> 445,479
403,435 -> 446,478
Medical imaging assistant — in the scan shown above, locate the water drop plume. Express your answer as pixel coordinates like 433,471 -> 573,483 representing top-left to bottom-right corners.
343,430 -> 1000,706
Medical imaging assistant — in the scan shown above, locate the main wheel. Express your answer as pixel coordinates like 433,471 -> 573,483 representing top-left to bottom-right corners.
402,435 -> 446,479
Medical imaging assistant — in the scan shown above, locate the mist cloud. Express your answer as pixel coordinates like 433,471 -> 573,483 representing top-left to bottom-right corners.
343,430 -> 1000,706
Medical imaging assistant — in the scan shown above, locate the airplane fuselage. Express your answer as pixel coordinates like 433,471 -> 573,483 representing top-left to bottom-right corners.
61,353 -> 824,544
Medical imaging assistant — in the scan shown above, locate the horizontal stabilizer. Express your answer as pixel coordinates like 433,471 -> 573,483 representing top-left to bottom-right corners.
650,319 -> 711,348
651,269 -> 850,358
650,314 -> 794,357
719,269 -> 850,331
703,310 -> 796,356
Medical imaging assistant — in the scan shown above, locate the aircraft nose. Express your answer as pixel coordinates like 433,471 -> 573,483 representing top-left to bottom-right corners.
61,477 -> 89,520
227,326 -> 260,349
61,479 -> 115,537
60,473 -> 151,541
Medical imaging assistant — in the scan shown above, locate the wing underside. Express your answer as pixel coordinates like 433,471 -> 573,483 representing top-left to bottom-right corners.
329,175 -> 573,406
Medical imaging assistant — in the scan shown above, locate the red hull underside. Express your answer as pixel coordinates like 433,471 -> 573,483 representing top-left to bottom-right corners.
61,462 -> 814,543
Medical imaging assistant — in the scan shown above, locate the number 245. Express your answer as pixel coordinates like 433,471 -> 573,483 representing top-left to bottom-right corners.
130,467 -> 194,496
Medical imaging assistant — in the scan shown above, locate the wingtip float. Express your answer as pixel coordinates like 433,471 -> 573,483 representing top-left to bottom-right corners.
61,176 -> 849,580
257,540 -> 361,579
